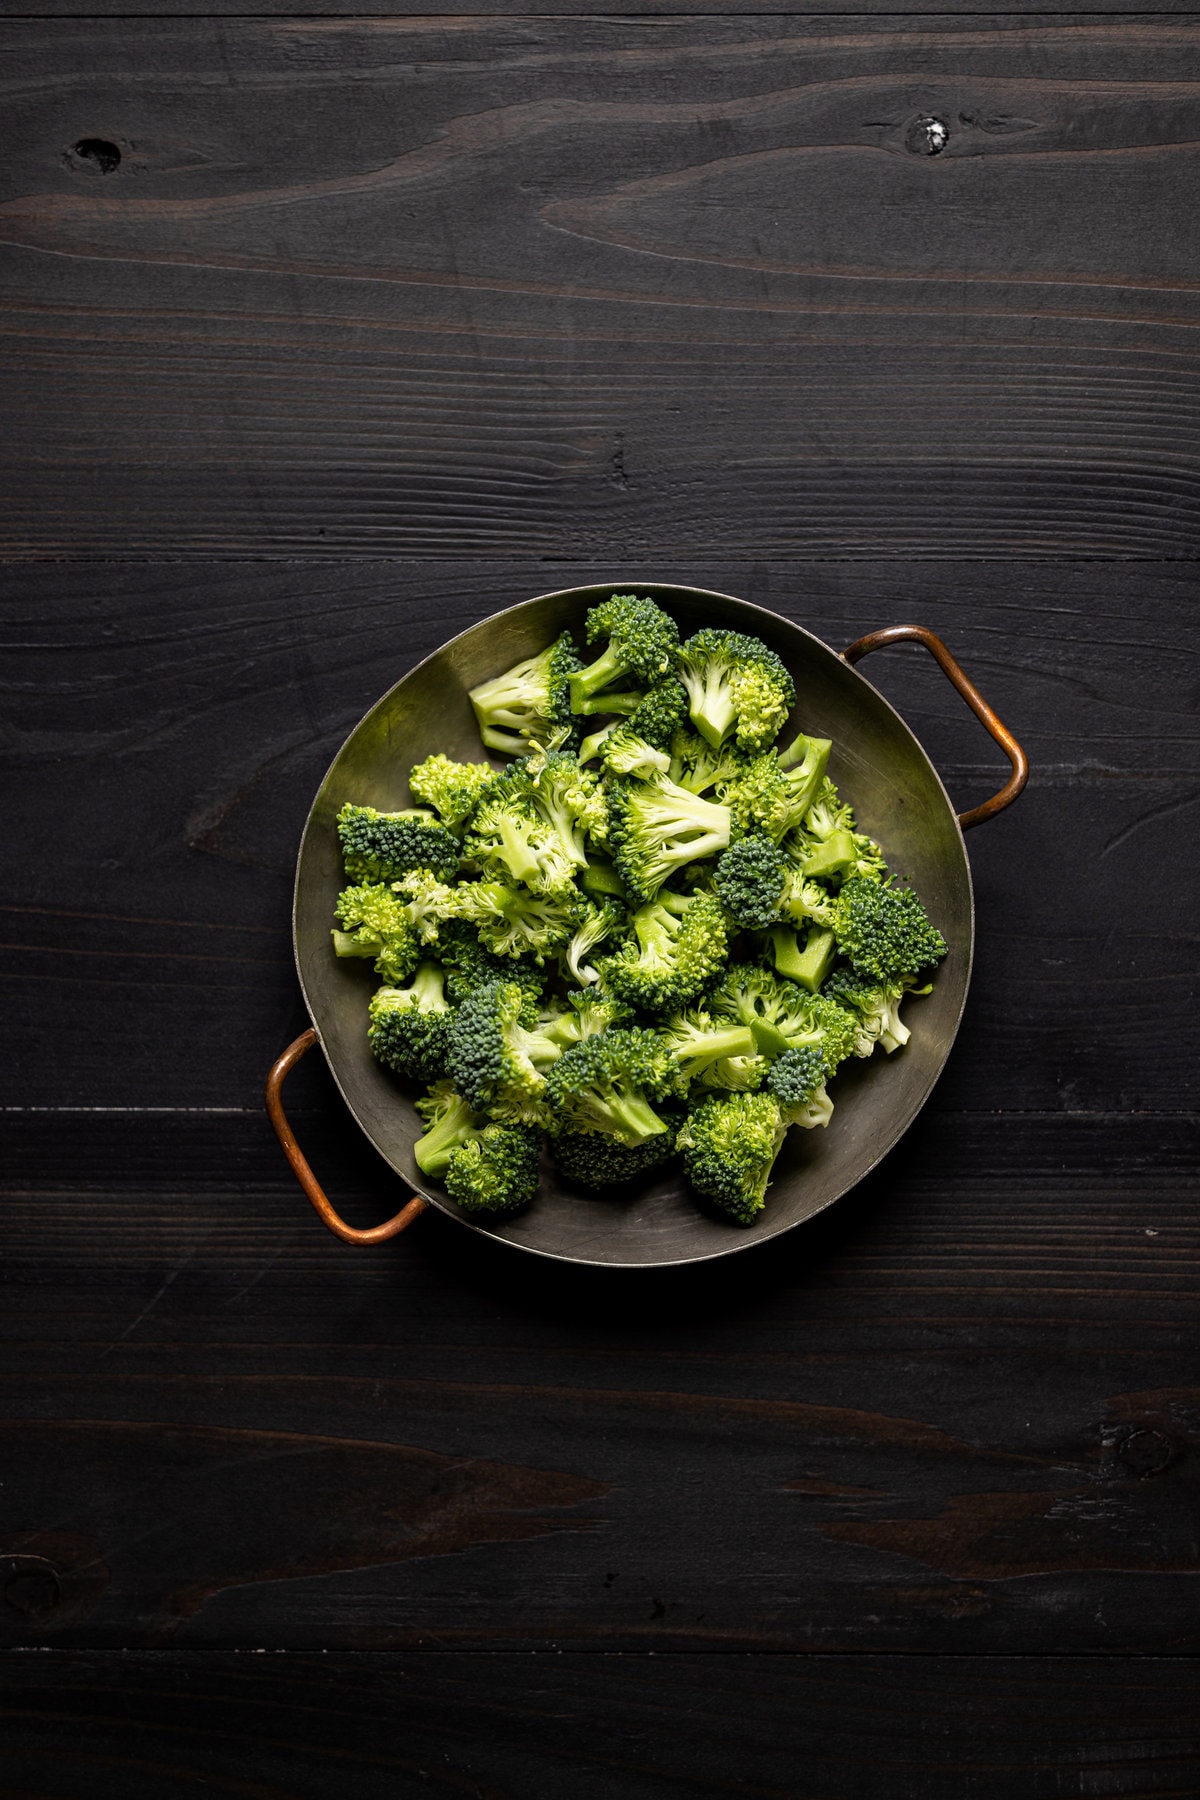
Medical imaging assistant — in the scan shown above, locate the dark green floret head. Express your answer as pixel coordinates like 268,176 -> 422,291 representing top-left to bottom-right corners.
598,890 -> 729,1016
337,803 -> 461,883
407,755 -> 498,833
444,977 -> 564,1125
765,1045 -> 827,1109
832,877 -> 947,984
676,1090 -> 783,1225
444,1123 -> 542,1214
545,1028 -> 673,1147
552,1128 -> 677,1190
713,833 -> 785,930
569,595 -> 681,712
367,962 -> 452,1082
676,629 -> 796,754
468,630 -> 582,756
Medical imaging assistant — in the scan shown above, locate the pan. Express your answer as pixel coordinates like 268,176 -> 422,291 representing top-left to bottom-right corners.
266,584 -> 1027,1269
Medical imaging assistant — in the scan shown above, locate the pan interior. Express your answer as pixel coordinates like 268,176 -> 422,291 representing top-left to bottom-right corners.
294,584 -> 973,1268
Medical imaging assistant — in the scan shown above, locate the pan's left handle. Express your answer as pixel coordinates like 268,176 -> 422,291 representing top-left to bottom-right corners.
265,1030 -> 429,1244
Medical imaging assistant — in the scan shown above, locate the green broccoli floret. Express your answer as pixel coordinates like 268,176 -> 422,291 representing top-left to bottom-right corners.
557,897 -> 628,987
676,1090 -> 783,1224
697,1053 -> 768,1092
568,595 -> 681,714
803,776 -> 856,841
443,1123 -> 542,1214
777,870 -> 837,928
468,630 -> 582,755
774,733 -> 832,825
455,878 -> 590,963
337,803 -> 461,883
413,1081 -> 485,1176
408,754 -> 498,832
599,890 -> 729,1015
824,964 -> 928,1056
514,746 -> 609,869
539,987 -> 634,1051
831,878 -> 947,984
713,834 -> 785,930
545,1028 -> 673,1146
430,918 -> 546,1008
386,869 -> 471,947
606,774 -> 732,903
763,922 -> 838,992
707,962 -> 857,1069
552,1129 -> 677,1190
676,629 -> 796,754
367,962 -> 453,1082
766,1046 -> 834,1131
656,1008 -> 760,1097
462,781 -> 577,893
444,978 -> 565,1125
668,727 -> 745,796
578,856 -> 628,900
332,882 -> 422,985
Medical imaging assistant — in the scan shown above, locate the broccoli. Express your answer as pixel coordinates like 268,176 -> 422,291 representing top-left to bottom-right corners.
599,890 -> 729,1015
775,733 -> 832,824
469,630 -> 582,755
444,977 -> 568,1125
713,834 -> 785,931
545,1029 -> 673,1146
367,962 -> 453,1082
676,1090 -> 783,1224
669,728 -> 745,796
777,870 -> 837,929
454,878 -> 589,963
675,629 -> 796,754
552,1129 -> 677,1190
606,774 -> 732,903
516,746 -> 609,868
697,1053 -> 768,1092
558,897 -> 627,987
585,678 -> 690,773
824,965 -> 928,1056
413,1081 -> 484,1176
831,878 -> 947,984
578,856 -> 627,901
766,1045 -> 834,1131
568,595 -> 681,714
336,803 -> 461,884
539,987 -> 634,1050
803,776 -> 856,842
443,1123 -> 542,1214
408,754 -> 498,832
655,1008 -> 760,1096
386,869 -> 470,947
707,962 -> 857,1070
763,922 -> 838,993
463,782 -> 577,893
430,918 -> 545,1009
332,882 -> 422,985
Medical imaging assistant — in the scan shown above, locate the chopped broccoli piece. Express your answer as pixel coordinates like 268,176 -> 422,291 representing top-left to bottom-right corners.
676,1090 -> 783,1224
697,1053 -> 768,1092
337,803 -> 461,884
578,856 -> 627,900
430,918 -> 545,1008
539,987 -> 634,1050
656,1008 -> 760,1097
515,745 -> 609,868
552,1128 -> 677,1190
707,961 -> 858,1070
568,595 -> 681,713
463,780 -> 577,893
713,834 -> 785,930
444,978 -> 565,1125
469,630 -> 582,755
832,878 -> 947,984
607,774 -> 732,904
765,1046 -> 834,1131
764,923 -> 838,992
676,629 -> 796,754
367,962 -> 452,1081
599,890 -> 729,1015
454,878 -> 589,963
824,965 -> 928,1056
558,897 -> 628,987
669,727 -> 745,796
408,754 -> 498,832
444,1123 -> 542,1214
413,1081 -> 485,1177
545,1029 -> 673,1146
332,882 -> 422,985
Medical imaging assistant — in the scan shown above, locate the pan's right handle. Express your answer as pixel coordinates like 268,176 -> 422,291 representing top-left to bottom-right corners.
842,625 -> 1028,830
266,1030 -> 428,1245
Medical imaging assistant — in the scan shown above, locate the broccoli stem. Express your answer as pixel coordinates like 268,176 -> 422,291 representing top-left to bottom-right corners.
332,930 -> 376,959
801,829 -> 856,882
495,813 -> 543,886
572,691 -> 643,718
569,640 -> 633,709
607,1090 -> 671,1145
768,925 -> 837,992
414,1094 -> 479,1176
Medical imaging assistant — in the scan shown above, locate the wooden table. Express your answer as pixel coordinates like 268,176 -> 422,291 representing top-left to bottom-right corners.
3,10 -> 1198,1794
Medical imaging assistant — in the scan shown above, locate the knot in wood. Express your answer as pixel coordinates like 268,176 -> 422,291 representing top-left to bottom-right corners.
905,116 -> 948,157
2,1554 -> 63,1619
1117,1427 -> 1173,1477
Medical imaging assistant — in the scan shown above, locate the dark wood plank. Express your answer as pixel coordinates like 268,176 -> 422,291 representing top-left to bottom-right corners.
3,1652 -> 1200,1799
4,20 -> 1200,554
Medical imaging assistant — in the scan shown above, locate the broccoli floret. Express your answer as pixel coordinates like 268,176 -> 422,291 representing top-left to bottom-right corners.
599,890 -> 729,1015
766,1046 -> 834,1130
469,630 -> 582,755
515,746 -> 609,868
557,897 -> 628,987
545,1029 -> 674,1146
676,1090 -> 783,1224
337,803 -> 461,884
824,964 -> 928,1056
676,629 -> 796,754
332,882 -> 422,985
444,1123 -> 542,1214
777,870 -> 837,928
430,918 -> 546,1008
463,782 -> 577,893
697,1053 -> 768,1092
763,923 -> 838,993
775,734 -> 833,826
831,878 -> 947,984
552,1129 -> 677,1190
607,774 -> 732,903
413,1081 -> 485,1177
707,961 -> 857,1069
444,978 -> 565,1125
367,963 -> 452,1082
568,595 -> 681,714
540,987 -> 634,1050
588,677 -> 690,772
803,776 -> 856,842
454,878 -> 589,963
669,727 -> 745,796
408,754 -> 498,832
713,834 -> 785,930
386,869 -> 470,947
655,1008 -> 760,1097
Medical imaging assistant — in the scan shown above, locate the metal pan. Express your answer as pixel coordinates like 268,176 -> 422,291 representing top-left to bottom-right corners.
267,585 -> 1026,1269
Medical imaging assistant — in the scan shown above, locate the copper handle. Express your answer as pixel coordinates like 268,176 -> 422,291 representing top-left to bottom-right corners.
265,1029 -> 429,1245
842,625 -> 1029,830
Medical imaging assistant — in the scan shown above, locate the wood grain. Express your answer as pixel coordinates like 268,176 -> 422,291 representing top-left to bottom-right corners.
4,20 -> 1200,554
